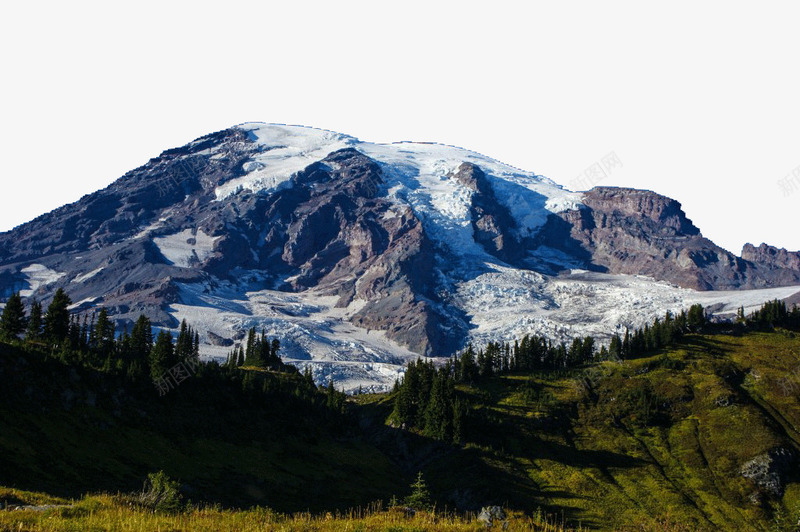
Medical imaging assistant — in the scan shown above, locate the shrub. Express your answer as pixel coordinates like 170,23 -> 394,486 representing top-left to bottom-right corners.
139,471 -> 183,513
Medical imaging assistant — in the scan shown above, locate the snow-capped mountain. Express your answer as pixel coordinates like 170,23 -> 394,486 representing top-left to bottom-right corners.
1,123 -> 799,391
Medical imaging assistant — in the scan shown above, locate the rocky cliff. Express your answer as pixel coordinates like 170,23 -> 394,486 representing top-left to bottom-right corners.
742,243 -> 800,272
534,187 -> 800,290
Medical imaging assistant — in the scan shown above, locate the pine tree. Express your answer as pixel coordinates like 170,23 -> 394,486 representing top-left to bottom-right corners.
79,314 -> 89,351
117,327 -> 133,373
0,292 -> 26,340
94,308 -> 115,360
599,345 -> 609,360
150,330 -> 175,381
581,336 -> 595,363
43,288 -> 72,344
67,315 -> 82,351
457,345 -> 479,383
609,334 -> 622,360
688,304 -> 706,331
175,320 -> 195,362
131,315 -> 153,358
325,379 -> 344,412
193,331 -> 200,359
245,327 -> 256,364
270,338 -> 281,368
404,471 -> 432,510
303,365 -> 314,388
423,374 -> 451,440
128,315 -> 153,378
25,300 -> 43,341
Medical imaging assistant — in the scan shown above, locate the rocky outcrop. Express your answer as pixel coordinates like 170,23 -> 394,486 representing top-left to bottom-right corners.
451,163 -> 520,262
740,447 -> 795,496
534,187 -> 800,290
477,506 -> 507,527
742,243 -> 800,272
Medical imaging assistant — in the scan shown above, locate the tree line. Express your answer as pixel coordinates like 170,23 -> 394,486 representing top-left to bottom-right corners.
390,301 -> 799,441
224,327 -> 286,371
0,288 -> 349,421
0,289 -> 204,382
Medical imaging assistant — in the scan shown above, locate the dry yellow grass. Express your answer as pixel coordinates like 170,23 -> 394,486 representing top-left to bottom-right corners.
0,494 -> 588,532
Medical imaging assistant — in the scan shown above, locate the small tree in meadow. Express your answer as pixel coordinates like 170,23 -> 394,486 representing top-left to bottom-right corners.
404,471 -> 432,510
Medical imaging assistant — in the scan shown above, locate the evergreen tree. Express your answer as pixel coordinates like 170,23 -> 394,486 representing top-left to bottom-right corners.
687,304 -> 706,331
609,334 -> 622,360
404,471 -> 432,510
67,314 -> 83,351
245,327 -> 256,363
43,288 -> 72,344
25,300 -> 43,341
568,337 -> 584,366
325,379 -> 344,413
303,365 -> 315,388
131,315 -> 153,358
128,315 -> 153,378
457,345 -> 479,383
423,374 -> 451,440
193,331 -> 200,359
270,338 -> 281,368
175,320 -> 195,362
150,330 -> 176,381
117,327 -> 133,374
0,292 -> 26,340
581,336 -> 595,363
93,308 -> 115,360
79,314 -> 89,351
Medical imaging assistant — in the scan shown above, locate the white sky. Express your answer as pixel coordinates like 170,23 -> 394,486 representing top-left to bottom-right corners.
1,1 -> 798,254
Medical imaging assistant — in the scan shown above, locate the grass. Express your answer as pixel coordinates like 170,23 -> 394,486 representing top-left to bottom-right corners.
377,331 -> 800,530
3,331 -> 800,530
0,491 -> 662,531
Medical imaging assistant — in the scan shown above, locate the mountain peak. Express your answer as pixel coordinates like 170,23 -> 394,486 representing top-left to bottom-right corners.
1,124 -> 799,391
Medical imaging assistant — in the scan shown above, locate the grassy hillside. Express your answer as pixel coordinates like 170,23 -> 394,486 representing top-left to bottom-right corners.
0,342 -> 404,512
356,331 -> 800,530
3,330 -> 800,530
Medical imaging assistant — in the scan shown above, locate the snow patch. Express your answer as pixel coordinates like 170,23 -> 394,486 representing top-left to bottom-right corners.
19,264 -> 65,297
68,297 -> 99,310
73,267 -> 104,284
153,229 -> 220,268
214,124 -> 356,200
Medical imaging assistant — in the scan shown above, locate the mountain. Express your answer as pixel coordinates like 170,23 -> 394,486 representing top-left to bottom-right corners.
1,123 -> 799,390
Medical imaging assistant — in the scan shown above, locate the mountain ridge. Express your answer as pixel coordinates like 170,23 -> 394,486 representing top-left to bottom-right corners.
1,123 -> 798,390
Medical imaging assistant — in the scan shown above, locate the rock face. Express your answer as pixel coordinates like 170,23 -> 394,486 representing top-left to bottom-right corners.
0,123 -> 798,390
535,187 -> 800,290
742,243 -> 800,272
257,148 -> 458,355
477,506 -> 506,527
740,448 -> 795,496
451,163 -> 520,262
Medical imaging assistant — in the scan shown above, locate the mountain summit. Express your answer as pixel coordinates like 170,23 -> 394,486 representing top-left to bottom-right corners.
1,123 -> 798,390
